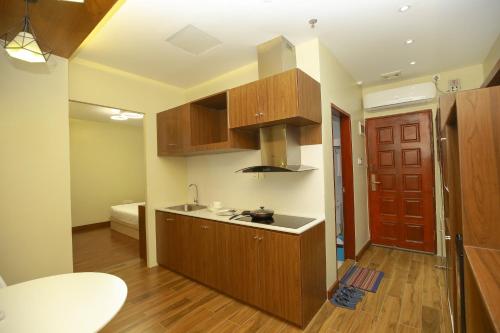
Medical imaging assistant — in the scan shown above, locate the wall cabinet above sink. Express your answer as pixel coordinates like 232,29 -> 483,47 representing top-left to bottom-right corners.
157,92 -> 259,156
157,68 -> 322,156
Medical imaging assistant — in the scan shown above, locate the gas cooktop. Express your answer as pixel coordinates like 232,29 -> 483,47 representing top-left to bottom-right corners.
234,214 -> 315,229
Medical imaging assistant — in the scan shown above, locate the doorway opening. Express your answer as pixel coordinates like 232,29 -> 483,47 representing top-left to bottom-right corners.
69,100 -> 147,272
331,104 -> 356,272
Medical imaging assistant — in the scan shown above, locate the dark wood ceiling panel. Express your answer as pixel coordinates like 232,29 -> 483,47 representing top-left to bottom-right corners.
0,0 -> 118,58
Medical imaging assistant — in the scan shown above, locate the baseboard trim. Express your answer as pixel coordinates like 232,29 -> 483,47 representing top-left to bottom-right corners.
356,240 -> 372,261
327,280 -> 339,299
72,221 -> 110,233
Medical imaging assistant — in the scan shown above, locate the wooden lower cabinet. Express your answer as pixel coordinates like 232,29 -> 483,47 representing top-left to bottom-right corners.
216,222 -> 260,306
258,229 -> 302,323
155,212 -> 187,273
189,218 -> 218,288
156,211 -> 326,328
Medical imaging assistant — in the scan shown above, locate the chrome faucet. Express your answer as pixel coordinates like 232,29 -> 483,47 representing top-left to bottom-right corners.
188,184 -> 199,205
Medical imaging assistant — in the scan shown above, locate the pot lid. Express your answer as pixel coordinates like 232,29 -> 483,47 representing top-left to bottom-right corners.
251,206 -> 274,215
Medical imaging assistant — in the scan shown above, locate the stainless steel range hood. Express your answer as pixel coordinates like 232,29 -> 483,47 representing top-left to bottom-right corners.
237,36 -> 316,173
237,124 -> 317,173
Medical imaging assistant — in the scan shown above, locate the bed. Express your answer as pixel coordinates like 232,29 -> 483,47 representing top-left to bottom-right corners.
110,202 -> 145,239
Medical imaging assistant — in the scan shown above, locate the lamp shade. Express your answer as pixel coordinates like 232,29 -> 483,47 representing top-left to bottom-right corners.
5,31 -> 47,63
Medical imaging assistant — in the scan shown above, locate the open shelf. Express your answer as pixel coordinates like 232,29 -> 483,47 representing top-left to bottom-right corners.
190,92 -> 229,146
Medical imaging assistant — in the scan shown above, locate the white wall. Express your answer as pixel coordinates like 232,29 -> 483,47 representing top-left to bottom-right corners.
316,40 -> 369,287
69,118 -> 146,227
0,53 -> 73,284
483,33 -> 500,80
69,58 -> 188,267
186,146 -> 324,217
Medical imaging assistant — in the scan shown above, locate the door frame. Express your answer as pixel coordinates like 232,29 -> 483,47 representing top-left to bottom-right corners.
364,109 -> 437,253
331,103 -> 356,260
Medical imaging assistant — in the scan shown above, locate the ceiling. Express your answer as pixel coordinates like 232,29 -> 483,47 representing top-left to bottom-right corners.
0,0 -> 117,58
73,0 -> 500,87
69,101 -> 143,127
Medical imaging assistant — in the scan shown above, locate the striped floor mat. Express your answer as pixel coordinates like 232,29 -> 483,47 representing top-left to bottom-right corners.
340,265 -> 384,293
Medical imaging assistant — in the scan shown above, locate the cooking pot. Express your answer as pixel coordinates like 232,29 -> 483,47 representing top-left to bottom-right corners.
249,206 -> 274,220
229,206 -> 275,220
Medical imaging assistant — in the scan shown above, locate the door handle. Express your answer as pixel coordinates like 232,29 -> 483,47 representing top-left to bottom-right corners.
370,174 -> 381,191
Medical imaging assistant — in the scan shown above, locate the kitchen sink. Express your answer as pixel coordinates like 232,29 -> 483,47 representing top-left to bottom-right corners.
167,204 -> 207,212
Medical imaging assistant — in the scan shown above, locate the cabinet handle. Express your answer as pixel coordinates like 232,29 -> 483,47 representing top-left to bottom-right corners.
253,235 -> 258,240
258,236 -> 263,241
165,218 -> 175,221
444,235 -> 451,240
259,112 -> 264,116
201,225 -> 209,229
440,137 -> 447,141
255,113 -> 259,117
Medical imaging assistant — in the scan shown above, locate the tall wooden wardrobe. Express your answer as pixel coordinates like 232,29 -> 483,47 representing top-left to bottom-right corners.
437,85 -> 500,332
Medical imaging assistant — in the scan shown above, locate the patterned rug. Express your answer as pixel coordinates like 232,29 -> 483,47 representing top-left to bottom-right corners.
340,265 -> 384,293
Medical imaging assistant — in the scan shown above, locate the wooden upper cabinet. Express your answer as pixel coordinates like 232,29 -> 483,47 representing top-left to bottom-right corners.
228,81 -> 261,128
157,104 -> 189,155
157,92 -> 259,156
228,68 -> 321,129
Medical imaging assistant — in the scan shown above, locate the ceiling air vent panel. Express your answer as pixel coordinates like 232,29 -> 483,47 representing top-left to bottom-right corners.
166,24 -> 221,55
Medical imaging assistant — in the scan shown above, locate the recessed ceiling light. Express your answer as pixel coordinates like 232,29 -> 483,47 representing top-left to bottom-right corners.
405,39 -> 414,45
399,5 -> 411,12
410,61 -> 416,65
110,115 -> 128,121
122,112 -> 144,119
357,81 -> 363,85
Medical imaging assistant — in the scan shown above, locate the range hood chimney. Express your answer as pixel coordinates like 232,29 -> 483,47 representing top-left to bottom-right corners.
238,36 -> 316,173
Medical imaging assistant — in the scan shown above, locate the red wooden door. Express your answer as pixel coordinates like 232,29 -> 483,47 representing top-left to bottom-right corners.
366,111 -> 436,253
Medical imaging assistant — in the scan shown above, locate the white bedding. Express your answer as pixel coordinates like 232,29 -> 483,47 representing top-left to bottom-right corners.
110,202 -> 145,226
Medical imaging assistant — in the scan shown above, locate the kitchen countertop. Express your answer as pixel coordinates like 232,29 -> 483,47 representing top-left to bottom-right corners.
156,205 -> 325,235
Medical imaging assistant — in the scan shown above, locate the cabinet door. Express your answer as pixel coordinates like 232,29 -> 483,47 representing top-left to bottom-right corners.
215,223 -> 260,306
228,81 -> 261,128
157,104 -> 188,154
296,69 -> 321,123
190,218 -> 217,287
264,70 -> 299,123
156,212 -> 184,272
258,229 -> 302,325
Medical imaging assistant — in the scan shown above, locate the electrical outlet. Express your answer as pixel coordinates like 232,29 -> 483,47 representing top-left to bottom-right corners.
448,79 -> 461,92
250,173 -> 265,180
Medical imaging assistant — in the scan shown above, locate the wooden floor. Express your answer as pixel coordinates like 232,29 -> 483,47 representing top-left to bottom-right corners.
73,228 -> 452,332
73,227 -> 139,272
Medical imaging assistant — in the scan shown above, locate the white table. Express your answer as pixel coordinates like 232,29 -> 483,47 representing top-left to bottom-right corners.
0,272 -> 127,333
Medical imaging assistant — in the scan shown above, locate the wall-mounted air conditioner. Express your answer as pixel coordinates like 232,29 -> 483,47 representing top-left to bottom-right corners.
363,82 -> 437,111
